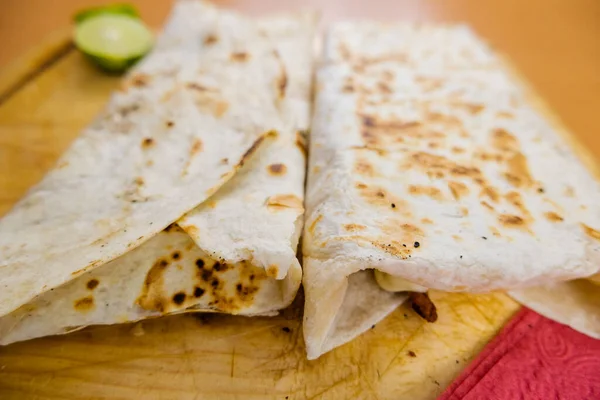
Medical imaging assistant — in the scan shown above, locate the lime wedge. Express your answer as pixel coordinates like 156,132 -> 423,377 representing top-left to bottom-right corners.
74,14 -> 153,73
74,4 -> 140,24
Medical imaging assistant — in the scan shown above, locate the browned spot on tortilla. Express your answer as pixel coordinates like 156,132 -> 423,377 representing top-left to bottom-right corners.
86,279 -> 99,290
266,265 -> 278,277
481,201 -> 495,211
452,235 -> 463,242
451,146 -> 465,154
498,214 -> 526,228
492,129 -> 519,151
581,224 -> 600,241
136,258 -> 170,312
480,186 -> 500,202
448,181 -> 469,200
421,218 -> 433,224
464,103 -> 485,114
408,152 -> 481,181
126,73 -> 150,89
308,215 -> 323,235
564,186 -> 575,197
544,212 -> 564,222
141,138 -> 154,148
356,183 -> 407,210
496,111 -> 514,119
186,82 -> 212,92
342,84 -> 355,93
74,296 -> 95,312
426,111 -> 462,127
408,185 -> 444,201
295,130 -> 308,157
237,131 -> 276,168
266,194 -> 303,211
213,101 -> 229,118
360,114 -> 430,147
190,138 -> 203,157
377,81 -> 392,94
268,163 -> 287,175
409,292 -> 437,323
490,226 -> 502,237
460,207 -> 469,216
415,76 -> 443,92
146,160 -> 154,167
491,129 -> 534,188
344,224 -> 367,232
505,153 -> 534,188
505,191 -> 531,221
355,157 -> 377,176
276,55 -> 288,99
230,52 -> 249,62
204,34 -> 218,45
181,224 -> 199,237
134,177 -> 144,186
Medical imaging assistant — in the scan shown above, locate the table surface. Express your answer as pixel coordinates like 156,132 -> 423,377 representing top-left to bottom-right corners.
1,0 -> 600,159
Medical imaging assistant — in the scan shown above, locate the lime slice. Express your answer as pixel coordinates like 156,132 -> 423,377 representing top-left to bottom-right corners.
74,4 -> 140,24
74,14 -> 153,73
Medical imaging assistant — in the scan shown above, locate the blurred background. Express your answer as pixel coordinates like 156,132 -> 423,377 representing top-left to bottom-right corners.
1,0 -> 599,155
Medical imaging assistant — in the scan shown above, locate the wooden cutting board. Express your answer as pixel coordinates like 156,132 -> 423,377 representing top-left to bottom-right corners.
0,25 -> 539,400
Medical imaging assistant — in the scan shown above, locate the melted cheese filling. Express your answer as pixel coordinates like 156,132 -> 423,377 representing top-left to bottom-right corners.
373,270 -> 428,293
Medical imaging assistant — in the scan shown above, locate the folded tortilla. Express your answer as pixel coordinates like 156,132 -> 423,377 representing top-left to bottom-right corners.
0,1 -> 315,344
303,22 -> 600,359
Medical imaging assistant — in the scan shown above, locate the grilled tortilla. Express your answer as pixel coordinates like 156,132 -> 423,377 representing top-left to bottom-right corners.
302,22 -> 600,359
0,1 -> 315,345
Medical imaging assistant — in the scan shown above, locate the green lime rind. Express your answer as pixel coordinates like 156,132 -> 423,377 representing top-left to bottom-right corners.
74,14 -> 153,73
83,53 -> 145,73
74,4 -> 140,24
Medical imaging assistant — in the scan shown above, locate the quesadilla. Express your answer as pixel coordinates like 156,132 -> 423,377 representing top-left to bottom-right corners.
0,1 -> 315,344
302,22 -> 600,359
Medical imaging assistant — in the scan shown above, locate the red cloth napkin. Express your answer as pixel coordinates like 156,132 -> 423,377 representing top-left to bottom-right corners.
439,308 -> 600,400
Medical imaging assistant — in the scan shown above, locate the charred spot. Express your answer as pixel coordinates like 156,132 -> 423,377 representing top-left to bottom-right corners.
86,279 -> 99,290
249,274 -> 255,281
414,241 -> 420,248
391,203 -> 396,208
172,251 -> 181,260
74,296 -> 95,312
230,52 -> 249,62
409,292 -> 437,323
194,287 -> 205,298
407,350 -> 417,358
211,278 -> 220,288
141,138 -> 154,148
172,292 -> 186,305
159,259 -> 169,267
213,262 -> 222,272
282,327 -> 291,333
376,190 -> 385,198
204,34 -> 218,45
166,120 -> 175,128
268,163 -> 287,175
537,187 -> 545,194
196,259 -> 205,269
236,283 -> 243,292
201,269 -> 213,281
